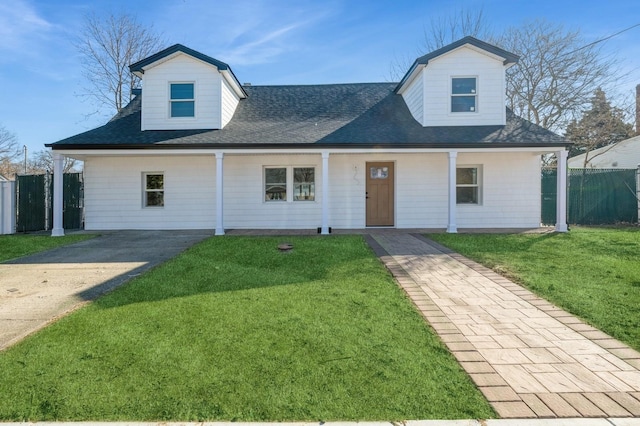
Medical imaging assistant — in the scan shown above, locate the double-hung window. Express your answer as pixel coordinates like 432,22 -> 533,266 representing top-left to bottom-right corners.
264,167 -> 315,202
144,173 -> 164,207
293,168 -> 315,201
456,167 -> 480,204
265,167 -> 287,201
451,77 -> 477,113
170,83 -> 195,117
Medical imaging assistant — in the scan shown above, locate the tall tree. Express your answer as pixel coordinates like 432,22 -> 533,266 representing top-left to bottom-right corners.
76,12 -> 165,114
496,20 -> 622,132
565,88 -> 634,167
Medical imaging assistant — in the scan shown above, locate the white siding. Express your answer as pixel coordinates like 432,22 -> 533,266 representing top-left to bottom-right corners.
221,77 -> 240,128
400,73 -> 424,125
84,156 -> 216,230
423,47 -> 506,126
328,154 -> 448,228
82,151 -> 541,231
456,152 -> 541,228
224,155 -> 322,229
567,135 -> 640,169
141,54 -> 223,130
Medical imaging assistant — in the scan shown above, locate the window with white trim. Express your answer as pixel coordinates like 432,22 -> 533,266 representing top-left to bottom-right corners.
170,83 -> 195,117
265,167 -> 287,201
264,166 -> 316,202
451,77 -> 477,113
144,173 -> 164,207
293,167 -> 315,201
456,167 -> 481,204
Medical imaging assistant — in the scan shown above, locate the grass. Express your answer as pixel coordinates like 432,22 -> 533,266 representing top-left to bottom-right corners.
428,227 -> 640,350
0,235 -> 494,421
0,234 -> 95,262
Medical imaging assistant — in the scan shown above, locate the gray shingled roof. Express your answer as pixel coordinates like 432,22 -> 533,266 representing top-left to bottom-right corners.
48,83 -> 567,149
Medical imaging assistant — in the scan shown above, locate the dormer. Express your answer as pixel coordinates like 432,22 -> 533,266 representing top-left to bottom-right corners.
396,37 -> 519,127
130,44 -> 247,131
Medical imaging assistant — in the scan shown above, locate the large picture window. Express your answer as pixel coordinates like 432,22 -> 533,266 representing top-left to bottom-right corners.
264,166 -> 316,202
170,83 -> 195,117
451,77 -> 477,113
144,173 -> 164,207
456,167 -> 480,204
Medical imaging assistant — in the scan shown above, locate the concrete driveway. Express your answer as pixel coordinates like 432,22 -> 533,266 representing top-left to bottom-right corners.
0,230 -> 213,351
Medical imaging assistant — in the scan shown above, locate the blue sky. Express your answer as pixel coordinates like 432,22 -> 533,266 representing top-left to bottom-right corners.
2,0 -> 640,155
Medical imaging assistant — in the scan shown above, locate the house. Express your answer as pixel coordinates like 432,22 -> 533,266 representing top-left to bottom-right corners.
568,135 -> 640,169
46,37 -> 570,236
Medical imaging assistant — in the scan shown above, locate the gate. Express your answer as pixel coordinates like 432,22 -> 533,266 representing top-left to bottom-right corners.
16,173 -> 83,232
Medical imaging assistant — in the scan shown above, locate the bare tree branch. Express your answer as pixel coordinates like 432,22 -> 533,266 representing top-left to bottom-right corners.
29,150 -> 79,174
497,20 -> 626,132
0,124 -> 19,160
75,12 -> 165,115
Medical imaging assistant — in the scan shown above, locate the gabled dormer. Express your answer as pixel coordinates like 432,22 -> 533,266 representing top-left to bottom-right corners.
130,44 -> 247,131
396,37 -> 519,127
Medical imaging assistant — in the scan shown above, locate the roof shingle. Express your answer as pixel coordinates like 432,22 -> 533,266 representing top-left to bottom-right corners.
48,83 -> 567,149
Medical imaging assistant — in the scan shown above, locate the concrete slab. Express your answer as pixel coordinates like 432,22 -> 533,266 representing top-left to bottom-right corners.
0,230 -> 213,350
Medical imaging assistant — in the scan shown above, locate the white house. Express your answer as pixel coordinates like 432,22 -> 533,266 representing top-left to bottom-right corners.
47,37 -> 570,235
568,135 -> 640,169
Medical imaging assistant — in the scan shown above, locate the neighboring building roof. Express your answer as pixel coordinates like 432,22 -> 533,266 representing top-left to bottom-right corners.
48,83 -> 567,149
568,134 -> 640,168
396,36 -> 520,92
129,44 -> 247,98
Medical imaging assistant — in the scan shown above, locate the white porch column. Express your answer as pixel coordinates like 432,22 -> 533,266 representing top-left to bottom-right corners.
447,151 -> 458,233
321,151 -> 330,235
555,149 -> 569,232
51,152 -> 65,237
215,151 -> 225,236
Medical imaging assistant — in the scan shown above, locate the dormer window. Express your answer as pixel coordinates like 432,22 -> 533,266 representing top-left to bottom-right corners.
451,77 -> 477,113
170,82 -> 195,117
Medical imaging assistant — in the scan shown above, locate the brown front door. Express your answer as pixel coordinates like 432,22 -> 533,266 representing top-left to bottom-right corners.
366,162 -> 394,226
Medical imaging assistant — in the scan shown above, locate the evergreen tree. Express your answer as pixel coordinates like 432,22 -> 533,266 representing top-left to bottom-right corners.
565,88 -> 634,166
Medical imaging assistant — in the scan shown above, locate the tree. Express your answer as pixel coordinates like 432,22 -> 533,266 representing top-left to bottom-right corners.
389,8 -> 492,80
29,150 -> 78,174
0,124 -> 18,160
0,125 -> 20,179
76,12 -> 165,115
565,88 -> 634,167
496,20 -> 622,132
421,7 -> 494,52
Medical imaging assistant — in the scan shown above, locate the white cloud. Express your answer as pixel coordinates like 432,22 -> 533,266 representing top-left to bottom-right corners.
157,0 -> 338,66
0,0 -> 52,52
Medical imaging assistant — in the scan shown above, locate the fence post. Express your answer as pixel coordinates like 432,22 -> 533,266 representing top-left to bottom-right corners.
0,180 -> 16,234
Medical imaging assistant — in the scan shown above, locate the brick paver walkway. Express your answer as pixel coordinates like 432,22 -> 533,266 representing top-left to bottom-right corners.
366,233 -> 640,419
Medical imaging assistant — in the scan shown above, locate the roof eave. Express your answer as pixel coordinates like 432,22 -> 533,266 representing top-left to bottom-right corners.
48,141 -> 571,150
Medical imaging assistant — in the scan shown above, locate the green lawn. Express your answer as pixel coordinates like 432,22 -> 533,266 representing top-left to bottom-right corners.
0,235 -> 494,421
429,227 -> 640,350
0,234 -> 95,262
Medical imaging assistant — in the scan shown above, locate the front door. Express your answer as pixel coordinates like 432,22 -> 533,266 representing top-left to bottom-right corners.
366,162 -> 394,226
